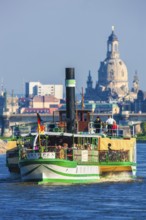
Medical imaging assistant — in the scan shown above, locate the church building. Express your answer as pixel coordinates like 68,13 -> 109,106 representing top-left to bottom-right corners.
85,27 -> 138,102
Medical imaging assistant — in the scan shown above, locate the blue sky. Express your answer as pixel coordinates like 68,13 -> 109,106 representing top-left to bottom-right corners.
0,0 -> 146,96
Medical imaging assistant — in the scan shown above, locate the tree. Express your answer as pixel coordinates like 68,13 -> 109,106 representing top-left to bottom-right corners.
141,122 -> 146,135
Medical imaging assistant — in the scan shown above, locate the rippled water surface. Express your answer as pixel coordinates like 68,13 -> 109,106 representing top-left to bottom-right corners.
0,143 -> 146,220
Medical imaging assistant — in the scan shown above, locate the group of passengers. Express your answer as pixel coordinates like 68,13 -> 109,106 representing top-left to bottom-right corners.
94,115 -> 118,136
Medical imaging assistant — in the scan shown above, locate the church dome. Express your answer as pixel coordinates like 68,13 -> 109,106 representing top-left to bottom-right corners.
98,27 -> 129,97
84,27 -> 139,102
105,58 -> 128,82
98,57 -> 128,96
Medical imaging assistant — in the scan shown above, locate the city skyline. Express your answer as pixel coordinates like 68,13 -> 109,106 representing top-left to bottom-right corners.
0,0 -> 146,95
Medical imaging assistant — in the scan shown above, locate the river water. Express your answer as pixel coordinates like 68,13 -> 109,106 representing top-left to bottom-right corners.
0,143 -> 146,220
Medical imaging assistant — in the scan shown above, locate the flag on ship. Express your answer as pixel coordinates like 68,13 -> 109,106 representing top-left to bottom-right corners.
37,113 -> 45,133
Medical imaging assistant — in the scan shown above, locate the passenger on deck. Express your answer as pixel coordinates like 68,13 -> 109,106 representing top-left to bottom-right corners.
112,121 -> 118,136
108,143 -> 112,152
72,144 -> 77,149
106,115 -> 115,135
87,143 -> 92,150
67,147 -> 73,160
56,145 -> 62,158
94,116 -> 102,133
63,143 -> 68,149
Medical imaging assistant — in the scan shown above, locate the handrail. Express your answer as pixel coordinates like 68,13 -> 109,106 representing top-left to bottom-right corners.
99,150 -> 130,162
19,147 -> 130,164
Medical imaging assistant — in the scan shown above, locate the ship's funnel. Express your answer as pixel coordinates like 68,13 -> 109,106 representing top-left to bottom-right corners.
65,68 -> 76,133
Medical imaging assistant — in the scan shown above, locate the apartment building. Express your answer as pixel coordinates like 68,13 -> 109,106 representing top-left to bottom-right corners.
25,82 -> 63,99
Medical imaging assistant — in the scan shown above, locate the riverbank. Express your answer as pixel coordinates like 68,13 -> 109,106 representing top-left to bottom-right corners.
136,134 -> 146,143
0,140 -> 7,153
137,140 -> 146,143
0,139 -> 17,154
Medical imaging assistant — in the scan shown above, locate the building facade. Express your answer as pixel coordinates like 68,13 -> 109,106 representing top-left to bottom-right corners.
25,82 -> 41,98
25,82 -> 63,99
32,95 -> 60,108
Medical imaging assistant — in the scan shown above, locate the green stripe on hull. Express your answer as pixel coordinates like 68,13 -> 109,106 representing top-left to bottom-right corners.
19,159 -> 136,184
99,162 -> 137,166
38,178 -> 99,185
21,164 -> 100,178
19,159 -> 136,167
19,159 -> 77,168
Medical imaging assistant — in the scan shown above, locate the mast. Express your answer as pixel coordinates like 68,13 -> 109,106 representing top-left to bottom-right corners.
81,87 -> 84,110
11,89 -> 14,114
81,87 -> 84,121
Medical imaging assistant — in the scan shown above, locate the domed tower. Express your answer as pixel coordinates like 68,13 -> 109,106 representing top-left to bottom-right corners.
98,26 -> 129,99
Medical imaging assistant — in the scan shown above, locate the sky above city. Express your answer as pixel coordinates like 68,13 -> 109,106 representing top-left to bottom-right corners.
0,0 -> 146,96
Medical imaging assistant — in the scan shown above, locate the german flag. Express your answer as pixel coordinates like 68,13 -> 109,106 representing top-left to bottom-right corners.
37,113 -> 45,133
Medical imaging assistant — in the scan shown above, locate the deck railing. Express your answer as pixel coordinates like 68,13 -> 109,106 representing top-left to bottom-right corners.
19,147 -> 130,164
88,121 -> 135,137
99,150 -> 130,162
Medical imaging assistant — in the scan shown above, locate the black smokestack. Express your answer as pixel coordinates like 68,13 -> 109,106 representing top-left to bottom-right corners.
65,68 -> 76,133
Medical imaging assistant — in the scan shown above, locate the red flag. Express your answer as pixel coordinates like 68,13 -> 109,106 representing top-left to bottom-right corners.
37,113 -> 45,133
37,113 -> 42,124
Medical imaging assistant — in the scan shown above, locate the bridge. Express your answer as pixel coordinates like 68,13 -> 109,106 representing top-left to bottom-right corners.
8,113 -> 57,126
1,111 -> 146,137
0,113 -> 59,137
92,112 -> 146,122
3,112 -> 146,126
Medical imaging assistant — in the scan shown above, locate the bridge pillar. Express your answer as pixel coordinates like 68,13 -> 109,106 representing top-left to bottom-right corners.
2,112 -> 12,137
